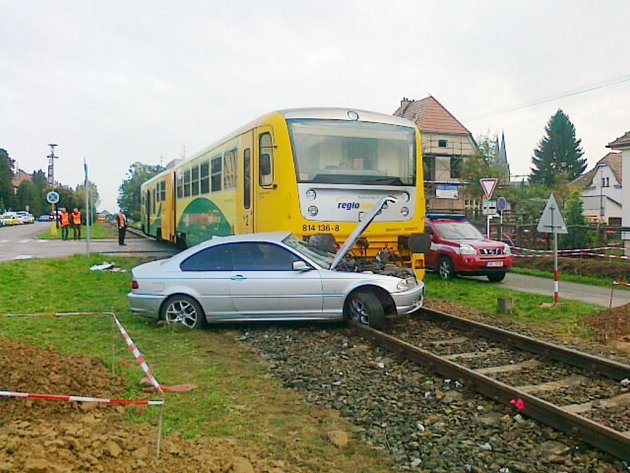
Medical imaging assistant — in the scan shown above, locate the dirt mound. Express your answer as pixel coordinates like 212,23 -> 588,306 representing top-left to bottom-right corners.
584,303 -> 630,344
0,340 -> 306,473
515,255 -> 629,281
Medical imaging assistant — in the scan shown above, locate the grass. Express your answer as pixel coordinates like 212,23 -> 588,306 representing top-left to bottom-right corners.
424,273 -> 601,337
37,221 -> 117,239
0,255 -> 394,472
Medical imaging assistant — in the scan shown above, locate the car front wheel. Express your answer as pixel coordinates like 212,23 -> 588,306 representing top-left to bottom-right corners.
161,295 -> 206,329
487,271 -> 506,283
438,256 -> 455,280
345,290 -> 386,330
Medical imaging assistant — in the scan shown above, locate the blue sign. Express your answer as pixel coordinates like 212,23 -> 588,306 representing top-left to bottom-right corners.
46,191 -> 60,204
497,196 -> 508,212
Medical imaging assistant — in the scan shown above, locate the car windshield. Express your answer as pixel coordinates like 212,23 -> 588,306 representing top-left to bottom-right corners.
435,221 -> 485,240
288,119 -> 416,186
282,234 -> 335,268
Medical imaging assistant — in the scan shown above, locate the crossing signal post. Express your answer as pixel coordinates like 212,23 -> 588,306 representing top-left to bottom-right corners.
537,193 -> 568,306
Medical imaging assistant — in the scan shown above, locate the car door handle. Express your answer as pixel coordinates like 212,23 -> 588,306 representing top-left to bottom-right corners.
230,274 -> 246,280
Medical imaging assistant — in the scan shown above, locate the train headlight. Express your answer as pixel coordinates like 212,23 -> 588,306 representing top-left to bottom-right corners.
305,189 -> 317,201
400,207 -> 409,217
308,206 -> 318,217
401,192 -> 410,202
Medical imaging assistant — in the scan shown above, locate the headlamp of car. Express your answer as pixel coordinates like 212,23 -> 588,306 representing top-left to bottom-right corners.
397,276 -> 417,291
503,244 -> 511,255
458,244 -> 476,255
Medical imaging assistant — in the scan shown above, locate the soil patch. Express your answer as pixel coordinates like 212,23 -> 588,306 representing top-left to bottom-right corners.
0,340 -> 306,473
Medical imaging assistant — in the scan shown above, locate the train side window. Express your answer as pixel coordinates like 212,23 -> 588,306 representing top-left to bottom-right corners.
200,161 -> 209,194
159,180 -> 166,201
183,169 -> 191,197
211,155 -> 222,192
224,149 -> 237,189
259,132 -> 274,187
152,188 -> 156,209
191,165 -> 200,196
244,148 -> 251,209
176,172 -> 183,198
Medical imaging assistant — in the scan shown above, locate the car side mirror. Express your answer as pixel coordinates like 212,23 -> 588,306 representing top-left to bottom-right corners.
408,233 -> 431,254
292,260 -> 312,271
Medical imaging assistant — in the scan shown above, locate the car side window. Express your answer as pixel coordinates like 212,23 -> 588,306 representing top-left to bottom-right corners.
180,245 -> 231,271
230,243 -> 301,271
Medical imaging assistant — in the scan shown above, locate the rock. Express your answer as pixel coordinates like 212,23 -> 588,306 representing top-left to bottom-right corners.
106,440 -> 122,457
24,458 -> 57,473
541,440 -> 571,457
326,430 -> 350,448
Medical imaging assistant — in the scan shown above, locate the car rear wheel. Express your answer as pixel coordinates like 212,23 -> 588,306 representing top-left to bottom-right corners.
487,271 -> 506,283
161,295 -> 205,329
345,290 -> 386,330
438,256 -> 455,280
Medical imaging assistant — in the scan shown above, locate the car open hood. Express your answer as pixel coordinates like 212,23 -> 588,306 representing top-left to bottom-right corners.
330,195 -> 397,270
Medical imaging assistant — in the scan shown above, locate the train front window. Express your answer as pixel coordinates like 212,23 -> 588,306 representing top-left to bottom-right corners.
288,119 -> 416,185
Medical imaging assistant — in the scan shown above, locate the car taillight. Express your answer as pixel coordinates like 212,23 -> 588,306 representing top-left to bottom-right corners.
132,280 -> 139,289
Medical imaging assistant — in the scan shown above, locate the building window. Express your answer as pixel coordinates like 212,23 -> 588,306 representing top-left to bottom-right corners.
602,177 -> 610,188
438,139 -> 448,148
450,157 -> 462,179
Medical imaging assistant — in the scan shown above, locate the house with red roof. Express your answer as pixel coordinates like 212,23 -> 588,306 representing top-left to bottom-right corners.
393,96 -> 479,211
606,131 -> 630,247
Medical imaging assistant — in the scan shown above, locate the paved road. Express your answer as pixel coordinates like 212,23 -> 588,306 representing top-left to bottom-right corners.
0,222 -> 176,262
500,272 -> 630,308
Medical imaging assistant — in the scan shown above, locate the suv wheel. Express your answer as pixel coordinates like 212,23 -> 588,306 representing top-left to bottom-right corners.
487,271 -> 506,283
438,256 -> 455,280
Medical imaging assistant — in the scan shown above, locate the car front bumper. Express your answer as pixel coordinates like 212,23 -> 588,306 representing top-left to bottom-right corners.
127,292 -> 166,319
392,283 -> 425,315
456,256 -> 513,273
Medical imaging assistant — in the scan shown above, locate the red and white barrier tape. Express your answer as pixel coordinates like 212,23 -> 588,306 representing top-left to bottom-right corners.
0,311 -> 164,404
511,245 -> 621,254
111,313 -> 163,394
0,390 -> 164,405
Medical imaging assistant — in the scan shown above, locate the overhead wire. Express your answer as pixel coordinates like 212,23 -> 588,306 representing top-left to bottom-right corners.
465,73 -> 630,122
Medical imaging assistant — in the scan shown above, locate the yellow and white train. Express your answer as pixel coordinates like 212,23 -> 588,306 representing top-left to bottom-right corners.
140,108 -> 427,278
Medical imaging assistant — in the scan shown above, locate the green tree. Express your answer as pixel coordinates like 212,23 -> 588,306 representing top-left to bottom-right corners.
462,134 -> 505,198
118,162 -> 165,221
0,148 -> 16,211
561,189 -> 589,249
75,181 -> 100,223
30,170 -> 50,217
530,109 -> 586,186
16,180 -> 36,212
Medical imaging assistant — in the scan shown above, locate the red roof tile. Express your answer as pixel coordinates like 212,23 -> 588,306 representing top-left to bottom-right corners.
393,96 -> 471,135
607,131 -> 630,149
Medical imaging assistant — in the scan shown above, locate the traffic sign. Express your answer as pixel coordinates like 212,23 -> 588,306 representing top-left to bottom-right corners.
46,191 -> 60,204
479,178 -> 498,200
537,193 -> 568,234
482,200 -> 497,216
497,196 -> 508,212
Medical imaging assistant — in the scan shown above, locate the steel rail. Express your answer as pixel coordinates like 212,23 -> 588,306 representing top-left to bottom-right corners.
349,322 -> 630,461
422,307 -> 630,381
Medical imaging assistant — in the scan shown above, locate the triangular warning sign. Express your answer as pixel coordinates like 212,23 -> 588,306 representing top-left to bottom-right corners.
479,178 -> 498,200
537,193 -> 568,234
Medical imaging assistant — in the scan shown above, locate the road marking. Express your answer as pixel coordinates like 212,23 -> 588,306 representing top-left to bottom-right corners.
37,240 -> 49,243
0,240 -> 9,244
14,255 -> 34,260
18,239 -> 32,243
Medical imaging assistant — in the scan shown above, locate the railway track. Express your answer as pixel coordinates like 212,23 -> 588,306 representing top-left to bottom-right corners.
349,308 -> 630,461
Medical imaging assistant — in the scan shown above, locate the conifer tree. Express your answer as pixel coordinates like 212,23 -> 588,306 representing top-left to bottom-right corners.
530,109 -> 586,186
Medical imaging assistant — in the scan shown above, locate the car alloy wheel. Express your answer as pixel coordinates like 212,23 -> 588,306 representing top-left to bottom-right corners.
438,256 -> 455,280
346,291 -> 386,330
162,295 -> 205,329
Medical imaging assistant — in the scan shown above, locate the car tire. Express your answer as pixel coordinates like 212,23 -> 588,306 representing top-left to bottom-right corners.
345,290 -> 386,330
487,271 -> 506,283
161,295 -> 206,329
438,256 -> 455,280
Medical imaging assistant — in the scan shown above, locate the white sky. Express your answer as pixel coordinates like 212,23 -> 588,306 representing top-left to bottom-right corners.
1,0 -> 629,212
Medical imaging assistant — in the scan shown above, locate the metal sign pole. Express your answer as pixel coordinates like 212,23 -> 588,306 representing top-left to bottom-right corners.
551,203 -> 560,306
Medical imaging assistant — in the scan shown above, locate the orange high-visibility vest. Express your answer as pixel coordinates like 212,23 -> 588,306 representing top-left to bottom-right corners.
72,211 -> 81,225
60,212 -> 70,226
118,213 -> 127,229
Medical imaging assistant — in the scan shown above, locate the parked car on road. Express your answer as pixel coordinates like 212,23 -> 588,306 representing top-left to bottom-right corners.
425,214 -> 513,282
0,212 -> 23,226
129,197 -> 427,330
38,214 -> 52,222
16,211 -> 35,224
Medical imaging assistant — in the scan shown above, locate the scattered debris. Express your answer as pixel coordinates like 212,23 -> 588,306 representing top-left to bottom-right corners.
90,262 -> 126,272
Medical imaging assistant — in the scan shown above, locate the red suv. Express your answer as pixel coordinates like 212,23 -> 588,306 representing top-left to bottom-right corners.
425,214 -> 513,282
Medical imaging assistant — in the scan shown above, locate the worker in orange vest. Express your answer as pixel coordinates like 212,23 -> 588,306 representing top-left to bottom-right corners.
116,210 -> 128,246
71,208 -> 82,240
59,208 -> 71,241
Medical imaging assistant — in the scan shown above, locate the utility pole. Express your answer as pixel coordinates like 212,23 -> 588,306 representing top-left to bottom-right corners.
47,144 -> 60,232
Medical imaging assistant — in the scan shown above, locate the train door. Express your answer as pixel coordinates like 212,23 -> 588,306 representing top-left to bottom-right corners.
145,188 -> 151,235
254,126 -> 275,231
241,130 -> 254,233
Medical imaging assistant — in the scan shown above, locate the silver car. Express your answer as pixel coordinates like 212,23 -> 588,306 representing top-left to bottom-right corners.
128,198 -> 426,330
